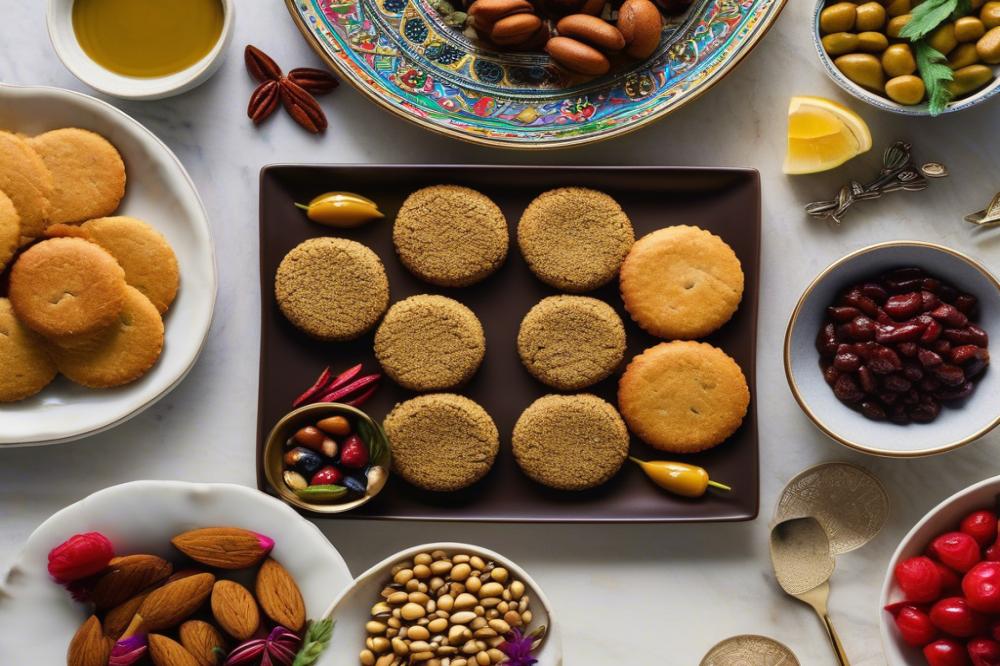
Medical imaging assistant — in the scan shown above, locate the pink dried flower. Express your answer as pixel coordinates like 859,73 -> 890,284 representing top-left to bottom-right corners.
499,628 -> 539,666
225,626 -> 301,666
47,532 -> 114,583
109,634 -> 147,665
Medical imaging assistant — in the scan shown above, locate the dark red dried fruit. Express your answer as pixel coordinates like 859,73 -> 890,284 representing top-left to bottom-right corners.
827,306 -> 862,322
842,289 -> 879,317
910,400 -> 941,423
876,322 -> 926,345
816,323 -> 838,357
858,365 -> 877,393
833,374 -> 864,403
897,342 -> 918,357
921,290 -> 941,311
833,351 -> 861,372
848,316 -> 876,341
883,374 -> 912,393
954,293 -> 978,314
861,282 -> 889,302
944,324 -> 988,347
933,364 -> 966,387
885,292 -> 923,320
902,361 -> 924,382
868,345 -> 903,374
861,400 -> 887,420
930,304 -> 969,328
918,347 -> 943,368
822,364 -> 841,386
920,317 -> 943,343
936,382 -> 974,401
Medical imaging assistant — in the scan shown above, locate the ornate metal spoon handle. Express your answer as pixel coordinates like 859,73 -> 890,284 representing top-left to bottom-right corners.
965,191 -> 1000,228
805,141 -> 948,225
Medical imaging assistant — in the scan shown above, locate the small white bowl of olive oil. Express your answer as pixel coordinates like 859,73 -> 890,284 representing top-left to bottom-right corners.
47,0 -> 234,100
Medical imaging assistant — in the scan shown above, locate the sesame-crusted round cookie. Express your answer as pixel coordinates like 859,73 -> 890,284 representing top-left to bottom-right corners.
618,341 -> 749,453
9,237 -> 127,339
512,394 -> 629,490
620,225 -> 744,339
517,295 -> 625,390
275,237 -> 389,341
0,130 -> 53,245
517,188 -> 634,292
393,185 -> 508,287
49,286 -> 164,388
28,128 -> 126,226
0,190 -> 20,271
375,295 -> 485,391
383,393 -> 499,492
0,298 -> 57,402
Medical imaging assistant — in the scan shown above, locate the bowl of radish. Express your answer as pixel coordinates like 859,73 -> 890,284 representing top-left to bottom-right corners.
881,475 -> 1000,665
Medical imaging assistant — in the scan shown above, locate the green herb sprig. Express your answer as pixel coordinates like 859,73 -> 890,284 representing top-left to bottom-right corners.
899,0 -> 972,40
293,618 -> 334,666
914,40 -> 955,115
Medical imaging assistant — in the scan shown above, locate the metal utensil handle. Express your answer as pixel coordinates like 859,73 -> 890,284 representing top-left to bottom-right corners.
820,610 -> 851,666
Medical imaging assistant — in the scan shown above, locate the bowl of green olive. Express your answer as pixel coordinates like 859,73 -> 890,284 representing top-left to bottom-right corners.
814,0 -> 1000,115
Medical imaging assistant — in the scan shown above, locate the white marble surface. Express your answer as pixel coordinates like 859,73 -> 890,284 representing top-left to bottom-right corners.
2,0 -> 1000,663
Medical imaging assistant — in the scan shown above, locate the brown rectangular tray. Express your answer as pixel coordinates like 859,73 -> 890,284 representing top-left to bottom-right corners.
257,165 -> 760,522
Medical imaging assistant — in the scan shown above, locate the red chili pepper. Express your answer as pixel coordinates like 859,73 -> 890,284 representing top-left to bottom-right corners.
317,373 -> 381,403
292,366 -> 333,407
344,382 -> 379,407
323,363 -> 364,394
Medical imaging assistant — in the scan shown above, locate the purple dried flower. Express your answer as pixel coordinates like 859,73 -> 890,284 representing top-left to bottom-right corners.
499,628 -> 538,666
109,634 -> 147,666
225,626 -> 301,666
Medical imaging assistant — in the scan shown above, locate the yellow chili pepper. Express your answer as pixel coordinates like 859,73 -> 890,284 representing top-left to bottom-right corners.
629,457 -> 732,498
295,191 -> 384,228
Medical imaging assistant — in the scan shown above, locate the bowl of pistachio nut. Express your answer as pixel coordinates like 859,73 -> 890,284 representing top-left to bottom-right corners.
321,543 -> 564,666
813,0 -> 1000,115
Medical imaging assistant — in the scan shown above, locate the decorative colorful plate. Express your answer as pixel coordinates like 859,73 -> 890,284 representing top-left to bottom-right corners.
285,0 -> 787,148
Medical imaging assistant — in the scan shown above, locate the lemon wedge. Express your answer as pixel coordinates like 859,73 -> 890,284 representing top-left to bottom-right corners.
783,96 -> 873,175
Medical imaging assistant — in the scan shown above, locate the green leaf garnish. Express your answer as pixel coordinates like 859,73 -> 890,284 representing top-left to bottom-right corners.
899,0 -> 961,41
914,40 -> 954,116
356,419 -> 390,466
293,618 -> 334,666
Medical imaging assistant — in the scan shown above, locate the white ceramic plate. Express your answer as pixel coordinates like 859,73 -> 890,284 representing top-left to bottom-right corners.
0,84 -> 216,446
785,241 -> 1000,457
322,542 -> 563,666
0,481 -> 354,663
880,475 -> 1000,665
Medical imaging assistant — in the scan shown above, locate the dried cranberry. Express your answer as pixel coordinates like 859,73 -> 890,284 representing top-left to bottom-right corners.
876,309 -> 893,326
885,292 -> 924,320
860,400 -> 886,420
965,562 -> 1000,613
911,399 -> 942,423
922,317 -> 944,343
861,281 -> 889,302
868,345 -> 903,374
952,345 -> 982,366
934,339 -> 954,356
876,322 -> 926,344
966,349 -> 990,379
879,390 -> 900,405
968,637 -> 1000,666
842,289 -> 879,316
923,639 -> 970,666
47,533 -> 115,584
954,293 -> 978,315
902,388 -> 921,405
847,316 -> 877,341
931,304 -> 970,328
885,267 -> 925,292
833,374 -> 864,403
827,306 -> 861,322
920,376 -> 943,393
890,404 -> 912,424
961,510 -> 999,547
833,350 -> 861,372
887,604 -> 938,647
858,365 -> 877,393
816,323 -> 839,356
945,325 -> 989,348
898,341 -> 919,357
930,596 -> 987,637
932,532 -> 982,573
883,374 -> 912,393
902,361 -> 924,382
919,348 -> 945,368
936,382 -> 975,402
822,363 -> 841,386
933,364 -> 967,387
895,556 -> 944,602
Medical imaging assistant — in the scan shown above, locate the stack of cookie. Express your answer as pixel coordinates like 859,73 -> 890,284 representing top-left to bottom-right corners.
0,127 -> 179,403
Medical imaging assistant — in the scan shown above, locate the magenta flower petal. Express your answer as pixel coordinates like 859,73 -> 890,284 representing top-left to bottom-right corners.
109,634 -> 147,666
499,628 -> 539,666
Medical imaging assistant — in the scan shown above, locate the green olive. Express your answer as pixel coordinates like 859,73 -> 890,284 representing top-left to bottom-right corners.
882,43 -> 917,76
982,2 -> 1000,29
823,32 -> 861,55
947,64 -> 994,97
978,26 -> 1000,63
885,74 -> 926,104
955,16 -> 986,42
855,1 -> 886,30
928,22 -> 958,54
949,42 -> 981,69
885,0 -> 910,17
835,53 -> 886,91
821,2 -> 858,33
857,31 -> 890,52
886,14 -> 912,38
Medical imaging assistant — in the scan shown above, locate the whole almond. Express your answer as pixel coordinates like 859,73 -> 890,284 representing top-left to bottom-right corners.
68,615 -> 112,666
139,572 -> 216,631
546,36 -> 611,75
91,554 -> 173,609
492,13 -> 544,45
557,14 -> 625,50
211,580 -> 260,640
256,558 -> 306,632
469,0 -> 534,23
149,634 -> 200,666
171,528 -> 274,569
618,0 -> 662,58
179,620 -> 227,666
580,0 -> 605,15
103,592 -> 150,638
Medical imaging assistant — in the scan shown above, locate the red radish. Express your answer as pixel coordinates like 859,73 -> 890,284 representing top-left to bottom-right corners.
886,604 -> 938,647
924,639 -> 972,666
310,466 -> 344,486
932,532 -> 983,572
964,562 -> 1000,613
896,556 -> 944,602
968,637 -> 1000,666
340,434 -> 369,468
930,597 -> 987,637
962,511 -> 999,547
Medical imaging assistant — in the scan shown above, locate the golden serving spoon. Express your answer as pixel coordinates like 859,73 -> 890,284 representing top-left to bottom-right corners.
770,517 -> 850,666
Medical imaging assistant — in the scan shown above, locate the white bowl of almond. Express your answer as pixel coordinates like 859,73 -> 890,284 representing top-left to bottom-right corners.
0,480 -> 353,664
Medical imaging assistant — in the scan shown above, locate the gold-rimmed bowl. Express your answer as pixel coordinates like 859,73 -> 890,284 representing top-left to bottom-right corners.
263,402 -> 391,514
784,241 -> 1000,457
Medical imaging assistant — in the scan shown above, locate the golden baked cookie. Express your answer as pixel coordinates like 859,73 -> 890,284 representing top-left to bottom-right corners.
50,286 -> 164,388
512,394 -> 629,490
9,237 -> 127,338
393,185 -> 508,287
383,393 -> 499,492
28,128 -> 126,226
0,190 -> 20,271
517,187 -> 634,292
517,295 -> 625,390
275,237 -> 389,341
0,298 -> 58,402
79,216 -> 179,314
618,341 -> 749,453
620,225 -> 744,339
375,294 -> 485,391
0,130 -> 53,245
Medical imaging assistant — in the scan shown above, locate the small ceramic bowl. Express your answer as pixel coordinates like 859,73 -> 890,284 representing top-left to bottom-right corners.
263,402 -> 391,514
46,0 -> 234,100
784,241 -> 1000,457
880,475 -> 1000,665
321,542 -> 563,666
812,0 -> 1000,116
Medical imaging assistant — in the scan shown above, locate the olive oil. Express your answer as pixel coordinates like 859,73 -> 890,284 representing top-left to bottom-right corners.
72,0 -> 224,78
